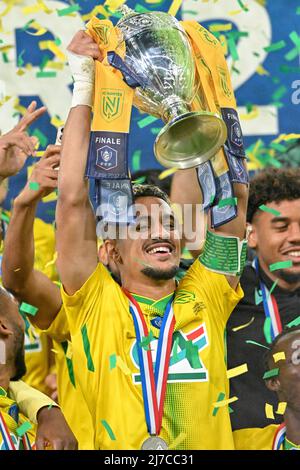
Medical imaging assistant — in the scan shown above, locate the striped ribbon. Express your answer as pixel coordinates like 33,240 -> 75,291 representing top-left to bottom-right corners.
253,258 -> 282,340
272,423 -> 286,450
123,289 -> 175,436
0,412 -> 16,450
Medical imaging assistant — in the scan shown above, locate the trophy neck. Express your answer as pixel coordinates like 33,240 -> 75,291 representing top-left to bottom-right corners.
161,97 -> 190,123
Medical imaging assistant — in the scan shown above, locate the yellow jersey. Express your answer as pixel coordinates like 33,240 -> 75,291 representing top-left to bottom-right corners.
42,306 -> 94,450
233,425 -> 279,450
61,259 -> 243,449
0,386 -> 36,450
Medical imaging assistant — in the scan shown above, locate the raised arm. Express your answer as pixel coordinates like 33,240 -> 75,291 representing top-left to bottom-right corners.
56,32 -> 101,295
2,146 -> 62,330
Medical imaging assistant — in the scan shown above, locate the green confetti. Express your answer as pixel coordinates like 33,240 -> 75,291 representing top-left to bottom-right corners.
139,330 -> 154,351
286,316 -> 300,328
263,317 -> 272,345
17,49 -> 25,68
138,115 -> 158,129
269,260 -> 293,272
269,142 -> 286,153
237,0 -> 249,11
212,392 -> 226,417
0,212 -> 10,224
32,128 -> 48,147
48,403 -> 53,410
245,340 -> 270,350
22,19 -> 35,31
16,421 -> 32,437
109,354 -> 117,370
132,176 -> 146,184
263,368 -> 279,380
254,287 -> 263,305
268,279 -> 279,297
297,6 -> 300,15
20,302 -> 38,316
258,205 -> 281,216
57,4 -> 80,16
29,182 -> 40,191
81,324 -> 95,372
150,127 -> 162,135
132,150 -> 141,172
218,197 -> 237,208
101,420 -> 116,440
186,340 -> 202,369
54,37 -> 62,46
36,71 -> 57,78
229,406 -> 234,414
134,4 -> 151,13
228,37 -> 239,61
2,53 -> 9,63
39,54 -> 50,71
272,86 -> 287,102
264,41 -> 286,52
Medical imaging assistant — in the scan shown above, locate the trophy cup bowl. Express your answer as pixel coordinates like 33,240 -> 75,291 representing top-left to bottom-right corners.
115,7 -> 227,169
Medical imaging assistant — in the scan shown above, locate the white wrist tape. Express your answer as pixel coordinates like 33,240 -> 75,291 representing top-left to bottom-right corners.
67,50 -> 95,108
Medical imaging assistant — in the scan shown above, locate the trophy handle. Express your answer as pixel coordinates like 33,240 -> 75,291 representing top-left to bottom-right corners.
154,111 -> 227,169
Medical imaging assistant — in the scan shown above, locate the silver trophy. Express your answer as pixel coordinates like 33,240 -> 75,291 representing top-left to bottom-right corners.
112,6 -> 227,169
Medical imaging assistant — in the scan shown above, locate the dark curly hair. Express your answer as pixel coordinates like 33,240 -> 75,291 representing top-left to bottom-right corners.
132,183 -> 171,206
247,168 -> 300,222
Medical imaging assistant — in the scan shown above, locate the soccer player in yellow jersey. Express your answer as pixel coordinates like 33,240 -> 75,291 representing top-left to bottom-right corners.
1,146 -> 94,449
54,31 -> 248,450
234,326 -> 300,450
0,286 -> 77,450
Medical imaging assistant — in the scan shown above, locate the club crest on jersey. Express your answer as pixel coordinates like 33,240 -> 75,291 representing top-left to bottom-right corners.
131,323 -> 209,384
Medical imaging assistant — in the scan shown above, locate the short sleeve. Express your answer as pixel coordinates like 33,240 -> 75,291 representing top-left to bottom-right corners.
41,306 -> 70,343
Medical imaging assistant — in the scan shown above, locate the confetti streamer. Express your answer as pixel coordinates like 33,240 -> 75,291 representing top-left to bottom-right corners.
168,0 -> 183,16
264,41 -> 286,52
36,71 -> 57,78
66,341 -> 73,360
265,403 -> 275,420
29,182 -> 40,191
57,4 -> 80,16
263,317 -> 272,344
258,205 -> 281,216
286,316 -> 300,328
109,353 -> 117,370
232,316 -> 255,332
138,115 -> 158,129
227,363 -> 248,379
268,279 -> 279,298
139,330 -> 154,351
132,150 -> 141,172
16,422 -> 32,437
213,396 -> 238,408
32,129 -> 48,147
269,260 -> 293,272
217,197 -> 237,208
101,420 -> 116,440
209,23 -> 232,33
25,21 -> 47,36
20,302 -> 38,316
116,356 -> 131,375
39,40 -> 66,62
245,340 -> 270,350
263,368 -> 279,380
51,116 -> 64,128
237,0 -> 249,11
158,168 -> 177,180
273,351 -> 286,363
81,325 -> 95,372
276,402 -> 287,415
212,392 -> 226,416
169,432 -> 186,449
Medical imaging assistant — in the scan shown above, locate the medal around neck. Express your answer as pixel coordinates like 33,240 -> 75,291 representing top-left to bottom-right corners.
141,436 -> 168,450
113,6 -> 226,169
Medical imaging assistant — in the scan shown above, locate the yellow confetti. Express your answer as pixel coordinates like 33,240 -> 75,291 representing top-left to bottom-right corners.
25,21 -> 47,36
227,363 -> 248,379
213,396 -> 238,408
158,168 -> 177,180
46,61 -> 64,70
13,268 -> 21,272
228,9 -> 244,15
34,151 -> 44,158
42,191 -> 58,203
37,0 -> 53,14
209,23 -> 232,33
39,40 -> 66,62
256,65 -> 270,76
168,0 -> 183,17
169,432 -> 186,449
104,0 -> 126,12
82,4 -> 110,21
240,107 -> 259,120
116,356 -> 131,375
265,403 -> 275,420
66,341 -> 73,360
44,252 -> 58,268
22,3 -> 43,15
272,133 -> 300,143
273,351 -> 286,362
50,116 -> 64,128
0,45 -> 14,53
219,34 -> 228,55
51,348 -> 58,355
276,402 -> 287,415
232,316 -> 255,332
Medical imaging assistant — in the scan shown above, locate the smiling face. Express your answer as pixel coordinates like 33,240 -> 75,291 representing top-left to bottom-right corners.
267,330 -> 300,411
249,199 -> 300,289
106,196 -> 181,287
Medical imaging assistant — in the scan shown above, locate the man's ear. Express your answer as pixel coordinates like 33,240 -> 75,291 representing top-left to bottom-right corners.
265,376 -> 281,393
0,321 -> 13,338
104,239 -> 122,264
247,223 -> 258,249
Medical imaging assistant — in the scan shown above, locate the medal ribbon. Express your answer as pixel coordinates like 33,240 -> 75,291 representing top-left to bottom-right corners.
0,411 -> 16,450
123,289 -> 175,436
253,258 -> 282,340
272,423 -> 286,450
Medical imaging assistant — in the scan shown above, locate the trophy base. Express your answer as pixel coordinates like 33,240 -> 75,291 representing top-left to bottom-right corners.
154,111 -> 227,169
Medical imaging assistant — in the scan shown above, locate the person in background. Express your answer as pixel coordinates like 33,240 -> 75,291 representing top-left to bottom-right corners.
227,168 -> 300,430
0,102 -> 58,398
0,286 -> 77,450
234,326 -> 300,450
2,146 -> 94,449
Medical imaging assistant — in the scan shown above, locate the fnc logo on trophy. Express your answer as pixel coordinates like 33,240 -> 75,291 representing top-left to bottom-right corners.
101,89 -> 124,122
96,145 -> 118,170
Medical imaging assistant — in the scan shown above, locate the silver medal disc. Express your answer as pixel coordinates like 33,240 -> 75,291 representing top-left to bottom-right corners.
141,436 -> 168,450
